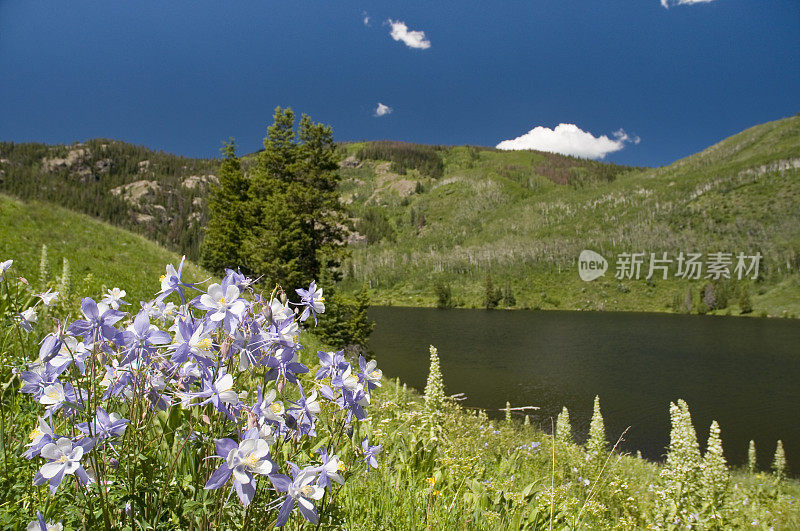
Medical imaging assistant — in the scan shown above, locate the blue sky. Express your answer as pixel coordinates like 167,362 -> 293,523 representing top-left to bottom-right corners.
0,0 -> 797,167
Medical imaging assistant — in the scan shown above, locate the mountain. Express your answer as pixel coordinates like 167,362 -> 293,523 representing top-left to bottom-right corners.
1,114 -> 798,316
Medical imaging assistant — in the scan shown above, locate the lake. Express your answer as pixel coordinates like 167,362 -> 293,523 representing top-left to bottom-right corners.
368,307 -> 800,474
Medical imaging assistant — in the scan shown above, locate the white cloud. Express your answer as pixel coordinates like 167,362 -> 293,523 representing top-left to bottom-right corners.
374,102 -> 392,117
496,123 -> 640,159
363,12 -> 370,26
387,19 -> 431,50
660,0 -> 714,8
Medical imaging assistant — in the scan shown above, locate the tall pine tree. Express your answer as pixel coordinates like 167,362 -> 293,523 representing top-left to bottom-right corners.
201,139 -> 248,274
242,107 -> 346,289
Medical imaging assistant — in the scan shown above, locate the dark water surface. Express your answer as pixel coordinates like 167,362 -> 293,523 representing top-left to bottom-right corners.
368,307 -> 800,474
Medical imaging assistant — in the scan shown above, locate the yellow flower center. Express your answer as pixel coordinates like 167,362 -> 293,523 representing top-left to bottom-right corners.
318,297 -> 325,303
371,370 -> 380,378
197,337 -> 213,350
337,461 -> 346,472
29,426 -> 43,441
244,454 -> 260,468
301,485 -> 314,496
56,455 -> 69,464
159,274 -> 166,283
46,390 -> 60,401
218,297 -> 226,305
270,402 -> 282,414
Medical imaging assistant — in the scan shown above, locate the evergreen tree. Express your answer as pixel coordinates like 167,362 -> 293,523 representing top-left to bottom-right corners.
243,108 -> 345,289
345,284 -> 375,349
556,406 -> 573,445
200,139 -> 248,274
739,286 -> 753,314
747,440 -> 757,473
483,274 -> 501,310
434,280 -> 453,309
587,395 -> 607,462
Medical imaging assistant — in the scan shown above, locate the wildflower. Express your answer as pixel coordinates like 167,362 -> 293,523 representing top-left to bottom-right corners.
556,406 -> 573,444
747,440 -> 757,473
101,287 -> 129,310
361,437 -> 381,469
26,511 -> 63,531
157,256 -> 195,303
772,440 -> 786,478
287,386 -> 321,437
38,289 -> 59,306
701,420 -> 729,503
20,365 -> 59,401
426,476 -> 436,486
118,310 -> 172,364
38,382 -> 85,417
77,407 -> 129,441
46,336 -> 90,375
270,464 -> 324,526
222,267 -> 254,291
169,316 -> 215,368
313,447 -> 344,490
423,345 -> 445,428
0,258 -> 12,278
586,395 -> 607,462
357,356 -> 382,392
294,281 -> 325,324
315,350 -> 346,380
34,437 -> 93,493
18,307 -> 38,332
68,297 -> 124,345
23,417 -> 57,459
204,429 -> 275,506
265,347 -> 308,384
198,283 -> 247,333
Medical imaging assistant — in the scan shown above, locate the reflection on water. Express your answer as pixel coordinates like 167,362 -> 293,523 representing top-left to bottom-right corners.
368,307 -> 800,474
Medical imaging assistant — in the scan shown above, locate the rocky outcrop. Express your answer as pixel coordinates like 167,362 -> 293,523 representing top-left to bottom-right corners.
110,180 -> 160,203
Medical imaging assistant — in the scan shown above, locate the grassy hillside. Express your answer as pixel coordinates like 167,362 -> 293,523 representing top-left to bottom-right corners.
338,115 -> 800,317
1,114 -> 799,316
0,194 -> 208,304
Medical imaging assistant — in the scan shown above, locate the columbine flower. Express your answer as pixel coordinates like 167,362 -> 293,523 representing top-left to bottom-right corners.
26,511 -> 63,531
118,310 -> 171,364
270,464 -> 324,526
361,437 -> 381,469
34,437 -> 93,493
0,259 -> 12,279
295,281 -> 324,324
18,307 -> 38,332
204,429 -> 274,506
38,289 -> 59,306
265,347 -> 308,384
358,356 -> 382,392
157,256 -> 196,304
315,350 -> 346,380
198,283 -> 247,333
313,447 -> 345,491
287,387 -> 321,437
101,287 -> 129,310
46,336 -> 90,376
23,417 -> 57,459
68,298 -> 124,345
77,407 -> 129,441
